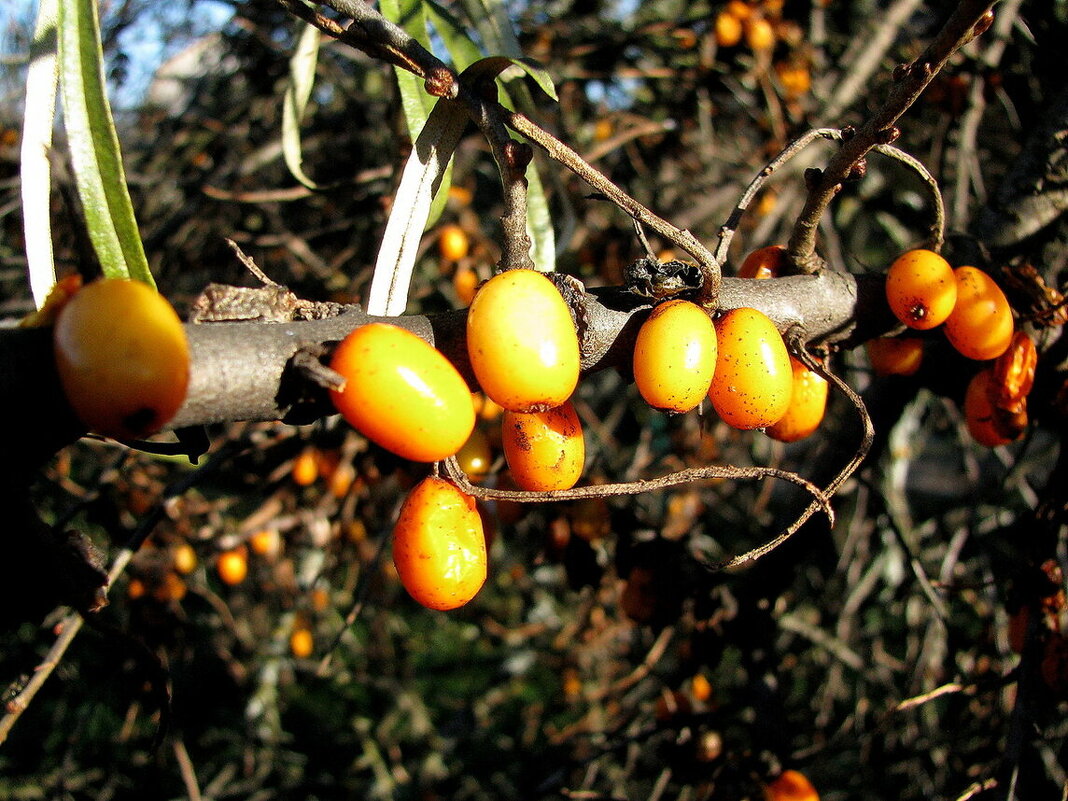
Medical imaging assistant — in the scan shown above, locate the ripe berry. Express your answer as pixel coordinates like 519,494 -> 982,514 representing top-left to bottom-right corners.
172,542 -> 198,575
438,223 -> 470,261
217,548 -> 249,586
330,323 -> 475,462
738,245 -> 787,279
466,269 -> 580,413
392,477 -> 487,610
453,265 -> 479,305
765,356 -> 828,443
708,308 -> 792,430
291,447 -> 319,486
866,337 -> 923,376
289,627 -> 314,658
764,769 -> 819,801
633,299 -> 717,413
990,330 -> 1036,410
963,369 -> 1015,447
885,249 -> 957,330
944,266 -> 1013,360
455,427 -> 493,482
502,401 -> 585,491
744,16 -> 775,52
714,10 -> 743,47
53,278 -> 190,439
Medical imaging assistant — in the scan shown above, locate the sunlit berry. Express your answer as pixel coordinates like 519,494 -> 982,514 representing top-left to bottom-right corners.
438,223 -> 469,261
392,477 -> 487,610
330,323 -> 475,462
745,16 -> 775,52
708,308 -> 792,429
217,548 -> 249,586
502,401 -> 585,491
633,299 -> 717,413
291,447 -> 319,486
289,627 -> 314,658
963,369 -> 1015,447
765,356 -> 828,442
764,769 -> 819,801
53,278 -> 190,439
714,10 -> 743,47
466,269 -> 580,413
172,542 -> 198,575
885,249 -> 957,330
455,427 -> 493,481
944,266 -> 1014,360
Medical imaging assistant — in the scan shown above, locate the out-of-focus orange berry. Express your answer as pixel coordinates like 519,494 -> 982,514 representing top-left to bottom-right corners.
715,10 -> 743,47
745,16 -> 775,52
455,427 -> 493,482
172,542 -> 198,575
447,185 -> 472,207
944,266 -> 1014,360
593,118 -> 614,142
328,462 -> 356,498
290,627 -> 314,658
453,266 -> 479,305
217,548 -> 249,586
127,578 -> 146,600
438,224 -> 470,261
765,769 -> 819,801
885,249 -> 957,330
776,62 -> 811,98
292,447 -> 319,486
152,572 -> 187,603
248,528 -> 282,559
867,338 -> 924,376
690,673 -> 713,703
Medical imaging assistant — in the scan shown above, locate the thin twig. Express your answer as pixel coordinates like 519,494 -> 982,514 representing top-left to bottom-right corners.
787,0 -> 994,273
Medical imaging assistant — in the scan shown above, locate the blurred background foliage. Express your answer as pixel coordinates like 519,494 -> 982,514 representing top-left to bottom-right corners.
1,1 -> 1067,799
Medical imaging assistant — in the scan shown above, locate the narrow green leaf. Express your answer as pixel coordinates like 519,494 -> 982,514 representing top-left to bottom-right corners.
21,0 -> 59,308
381,0 -> 452,229
366,100 -> 468,316
282,21 -> 329,191
424,0 -> 483,71
460,56 -> 557,101
58,0 -> 153,287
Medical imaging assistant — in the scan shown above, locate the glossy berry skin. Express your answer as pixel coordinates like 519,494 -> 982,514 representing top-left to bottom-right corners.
708,308 -> 792,430
738,245 -> 787,280
866,337 -> 923,376
53,278 -> 190,439
964,369 -> 1014,447
392,477 -> 487,611
766,357 -> 828,443
990,330 -> 1037,410
885,249 -> 957,330
467,269 -> 580,413
289,628 -> 314,658
944,266 -> 1014,360
502,401 -> 585,491
330,323 -> 475,462
217,549 -> 248,586
633,300 -> 717,413
455,426 -> 492,481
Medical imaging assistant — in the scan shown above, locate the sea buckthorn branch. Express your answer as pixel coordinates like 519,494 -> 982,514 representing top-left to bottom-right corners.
786,0 -> 994,274
711,341 -> 874,569
503,110 -> 722,307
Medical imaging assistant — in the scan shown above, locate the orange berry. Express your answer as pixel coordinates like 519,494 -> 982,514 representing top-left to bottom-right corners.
990,330 -> 1037,409
392,477 -> 487,610
217,548 -> 249,586
330,323 -> 475,462
447,185 -> 472,207
708,308 -> 792,430
289,627 -> 314,658
453,265 -> 479,305
53,278 -> 190,439
963,369 -> 1015,447
593,118 -> 614,142
738,245 -> 788,279
248,528 -> 282,558
502,401 -> 585,491
438,223 -> 470,261
455,427 -> 493,481
765,356 -> 828,443
885,249 -> 957,330
172,542 -> 198,575
715,10 -> 743,47
866,337 -> 924,376
690,673 -> 713,703
466,269 -> 580,413
944,266 -> 1014,360
765,769 -> 819,801
127,578 -> 146,600
745,16 -> 775,52
726,0 -> 752,20
776,62 -> 811,98
291,447 -> 319,486
633,299 -> 717,413
152,572 -> 187,603
328,461 -> 356,498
